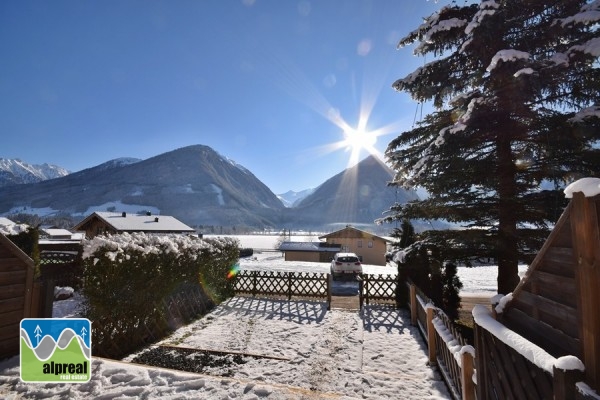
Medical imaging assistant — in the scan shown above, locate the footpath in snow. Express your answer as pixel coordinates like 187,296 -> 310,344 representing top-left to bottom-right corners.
1,296 -> 451,399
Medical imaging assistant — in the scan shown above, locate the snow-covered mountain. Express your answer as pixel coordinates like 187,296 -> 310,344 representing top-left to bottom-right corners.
277,188 -> 316,208
0,158 -> 70,187
0,147 -> 421,230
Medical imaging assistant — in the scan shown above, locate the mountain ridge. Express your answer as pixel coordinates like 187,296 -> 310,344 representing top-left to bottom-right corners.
0,145 -> 415,231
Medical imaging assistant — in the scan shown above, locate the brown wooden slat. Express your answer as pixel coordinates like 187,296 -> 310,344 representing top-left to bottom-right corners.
0,284 -> 25,300
526,270 -> 577,307
493,337 -> 529,399
0,323 -> 19,341
0,270 -> 26,286
0,297 -> 25,313
0,309 -> 23,328
485,333 -> 511,399
539,247 -> 576,278
504,308 -> 581,358
0,337 -> 19,359
513,291 -> 578,338
0,259 -> 28,271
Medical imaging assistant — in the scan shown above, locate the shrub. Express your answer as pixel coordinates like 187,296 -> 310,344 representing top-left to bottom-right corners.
81,233 -> 239,358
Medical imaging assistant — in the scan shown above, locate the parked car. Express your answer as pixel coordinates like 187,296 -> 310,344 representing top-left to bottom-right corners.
330,252 -> 362,280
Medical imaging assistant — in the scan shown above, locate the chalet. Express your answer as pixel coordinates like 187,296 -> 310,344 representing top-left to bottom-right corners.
278,241 -> 342,263
319,225 -> 392,266
73,211 -> 196,238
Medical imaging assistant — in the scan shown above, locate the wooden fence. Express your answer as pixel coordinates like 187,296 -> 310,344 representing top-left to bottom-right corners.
233,270 -> 331,309
358,274 -> 398,308
401,280 -> 594,400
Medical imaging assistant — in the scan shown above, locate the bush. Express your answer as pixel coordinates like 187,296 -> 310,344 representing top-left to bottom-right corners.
81,233 -> 239,358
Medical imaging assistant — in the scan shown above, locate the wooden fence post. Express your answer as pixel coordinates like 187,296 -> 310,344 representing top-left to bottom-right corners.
327,273 -> 332,311
410,284 -> 417,326
287,272 -> 292,301
426,306 -> 436,365
553,366 -> 584,400
358,276 -> 363,310
252,271 -> 257,297
461,347 -> 476,400
570,193 -> 600,391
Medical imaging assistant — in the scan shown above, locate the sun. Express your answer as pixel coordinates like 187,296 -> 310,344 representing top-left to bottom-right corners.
342,126 -> 379,166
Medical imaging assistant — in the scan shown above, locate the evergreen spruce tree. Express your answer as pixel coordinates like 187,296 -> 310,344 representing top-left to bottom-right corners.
385,1 -> 600,294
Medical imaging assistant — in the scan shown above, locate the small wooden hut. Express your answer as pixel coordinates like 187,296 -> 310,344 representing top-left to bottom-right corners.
497,189 -> 600,392
0,233 -> 35,360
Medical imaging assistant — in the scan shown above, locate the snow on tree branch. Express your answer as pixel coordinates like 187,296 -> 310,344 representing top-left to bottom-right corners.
557,0 -> 600,27
567,37 -> 600,58
465,0 -> 499,35
569,105 -> 600,122
486,49 -> 531,73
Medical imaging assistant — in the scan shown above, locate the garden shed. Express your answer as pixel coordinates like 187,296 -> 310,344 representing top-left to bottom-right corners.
0,233 -> 35,359
489,181 -> 600,395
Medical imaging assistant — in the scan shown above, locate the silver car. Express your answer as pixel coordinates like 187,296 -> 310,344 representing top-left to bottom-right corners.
330,252 -> 362,280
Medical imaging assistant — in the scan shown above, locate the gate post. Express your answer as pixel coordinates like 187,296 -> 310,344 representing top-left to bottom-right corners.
410,284 -> 417,326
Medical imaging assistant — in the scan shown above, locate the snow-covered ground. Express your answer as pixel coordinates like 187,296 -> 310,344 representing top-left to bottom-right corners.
0,236 -> 526,399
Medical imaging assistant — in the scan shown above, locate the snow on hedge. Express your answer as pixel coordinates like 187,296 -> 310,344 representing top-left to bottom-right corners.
82,232 -> 222,262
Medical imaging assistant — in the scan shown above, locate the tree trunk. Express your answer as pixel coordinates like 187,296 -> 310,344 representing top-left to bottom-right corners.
496,133 -> 520,295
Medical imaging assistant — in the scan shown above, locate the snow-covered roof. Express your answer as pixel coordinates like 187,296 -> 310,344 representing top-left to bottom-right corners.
41,228 -> 73,237
319,225 -> 392,242
278,241 -> 341,252
0,217 -> 29,236
77,211 -> 195,233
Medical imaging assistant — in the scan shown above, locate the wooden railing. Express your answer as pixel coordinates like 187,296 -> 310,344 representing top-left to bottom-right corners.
233,270 -> 331,309
402,281 -> 472,400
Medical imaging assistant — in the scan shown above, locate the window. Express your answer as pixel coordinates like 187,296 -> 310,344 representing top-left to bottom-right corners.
368,241 -> 373,248
357,240 -> 363,248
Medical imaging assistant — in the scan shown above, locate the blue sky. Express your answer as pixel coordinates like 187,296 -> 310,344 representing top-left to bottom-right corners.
1,0 -> 444,194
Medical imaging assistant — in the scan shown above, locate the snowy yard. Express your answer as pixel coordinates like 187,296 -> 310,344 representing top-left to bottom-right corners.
0,236 -> 526,399
1,298 -> 451,399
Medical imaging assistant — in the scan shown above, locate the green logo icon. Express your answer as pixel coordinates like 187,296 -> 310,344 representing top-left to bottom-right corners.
20,318 -> 92,383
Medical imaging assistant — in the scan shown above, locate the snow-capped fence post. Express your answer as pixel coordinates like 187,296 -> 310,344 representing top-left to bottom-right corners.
426,305 -> 436,365
570,191 -> 600,391
460,348 -> 475,400
410,284 -> 417,326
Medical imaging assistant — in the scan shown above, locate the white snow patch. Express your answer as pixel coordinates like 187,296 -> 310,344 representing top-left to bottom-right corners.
486,49 -> 530,73
513,68 -> 534,77
555,355 -> 585,372
569,105 -> 600,122
494,293 -> 513,314
577,382 -> 600,399
564,177 -> 600,198
209,184 -> 225,206
473,305 -> 556,374
568,37 -> 600,58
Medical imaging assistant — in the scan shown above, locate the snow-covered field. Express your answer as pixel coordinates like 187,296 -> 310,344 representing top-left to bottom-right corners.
0,235 -> 526,399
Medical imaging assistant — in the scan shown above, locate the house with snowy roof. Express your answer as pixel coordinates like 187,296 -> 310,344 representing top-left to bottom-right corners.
319,225 -> 393,266
73,211 -> 196,238
278,241 -> 342,263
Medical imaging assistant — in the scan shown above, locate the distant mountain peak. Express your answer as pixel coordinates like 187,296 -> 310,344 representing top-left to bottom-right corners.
0,158 -> 70,187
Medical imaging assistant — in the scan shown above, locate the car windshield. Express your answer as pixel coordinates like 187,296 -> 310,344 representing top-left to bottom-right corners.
338,257 -> 359,263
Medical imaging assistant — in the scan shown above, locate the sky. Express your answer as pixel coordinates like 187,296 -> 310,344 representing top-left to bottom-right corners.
0,0 -> 447,194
